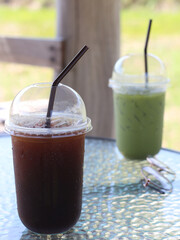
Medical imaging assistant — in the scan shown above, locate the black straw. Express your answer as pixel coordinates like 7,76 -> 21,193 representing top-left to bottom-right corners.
144,19 -> 152,86
45,45 -> 89,128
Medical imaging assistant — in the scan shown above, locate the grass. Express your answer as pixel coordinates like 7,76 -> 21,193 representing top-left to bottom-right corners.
0,5 -> 179,150
121,8 -> 180,37
0,6 -> 55,37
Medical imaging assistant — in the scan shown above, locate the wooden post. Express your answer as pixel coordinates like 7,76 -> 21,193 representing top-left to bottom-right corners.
56,0 -> 120,138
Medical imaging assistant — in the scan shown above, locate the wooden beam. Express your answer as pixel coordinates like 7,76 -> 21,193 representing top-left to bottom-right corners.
0,37 -> 64,70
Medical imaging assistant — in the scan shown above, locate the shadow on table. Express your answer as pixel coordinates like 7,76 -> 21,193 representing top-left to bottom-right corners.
83,179 -> 170,197
20,228 -> 88,240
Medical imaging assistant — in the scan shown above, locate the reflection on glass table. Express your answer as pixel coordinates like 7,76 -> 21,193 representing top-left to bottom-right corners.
0,136 -> 180,239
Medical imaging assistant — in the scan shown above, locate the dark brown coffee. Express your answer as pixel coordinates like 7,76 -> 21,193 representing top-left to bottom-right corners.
11,133 -> 85,234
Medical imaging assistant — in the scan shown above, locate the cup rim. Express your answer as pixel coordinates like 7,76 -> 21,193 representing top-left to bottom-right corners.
5,117 -> 92,137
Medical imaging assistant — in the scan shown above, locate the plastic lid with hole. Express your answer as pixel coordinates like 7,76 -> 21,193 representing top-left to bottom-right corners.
109,53 -> 170,94
5,82 -> 92,136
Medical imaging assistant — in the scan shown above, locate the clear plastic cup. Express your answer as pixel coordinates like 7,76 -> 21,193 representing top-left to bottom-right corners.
5,82 -> 92,234
109,53 -> 169,160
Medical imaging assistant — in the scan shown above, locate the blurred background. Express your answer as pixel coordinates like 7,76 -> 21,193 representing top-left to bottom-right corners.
0,0 -> 179,150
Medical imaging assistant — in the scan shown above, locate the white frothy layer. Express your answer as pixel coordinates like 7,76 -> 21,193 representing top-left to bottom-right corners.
109,79 -> 168,95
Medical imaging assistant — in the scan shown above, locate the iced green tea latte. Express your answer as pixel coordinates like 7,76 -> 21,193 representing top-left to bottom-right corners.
109,54 -> 169,160
114,91 -> 165,159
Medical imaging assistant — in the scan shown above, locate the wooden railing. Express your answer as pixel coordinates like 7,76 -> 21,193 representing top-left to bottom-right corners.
0,37 -> 64,70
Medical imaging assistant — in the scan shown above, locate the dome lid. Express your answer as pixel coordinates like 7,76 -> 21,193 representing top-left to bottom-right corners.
5,82 -> 92,136
109,53 -> 169,94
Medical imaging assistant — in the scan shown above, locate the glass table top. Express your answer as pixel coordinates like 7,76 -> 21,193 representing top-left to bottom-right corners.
0,136 -> 180,239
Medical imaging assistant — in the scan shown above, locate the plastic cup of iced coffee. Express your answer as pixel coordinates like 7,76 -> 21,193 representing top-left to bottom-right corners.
5,82 -> 92,234
109,53 -> 169,160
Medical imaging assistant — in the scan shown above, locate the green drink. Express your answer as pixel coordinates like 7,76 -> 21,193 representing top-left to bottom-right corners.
114,91 -> 165,159
109,54 -> 169,160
